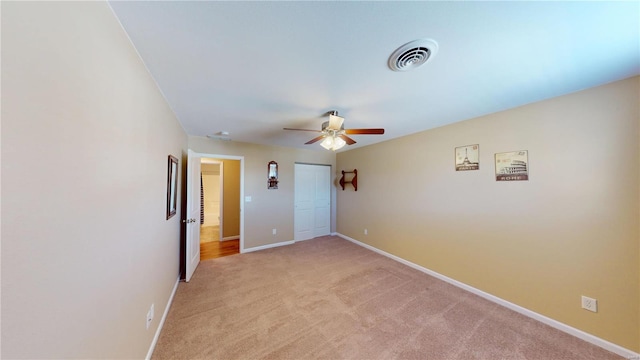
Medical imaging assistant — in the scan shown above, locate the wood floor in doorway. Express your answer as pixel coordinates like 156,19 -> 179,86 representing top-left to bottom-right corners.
200,225 -> 239,260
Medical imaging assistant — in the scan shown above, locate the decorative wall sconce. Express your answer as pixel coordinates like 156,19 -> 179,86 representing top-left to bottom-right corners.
268,161 -> 278,189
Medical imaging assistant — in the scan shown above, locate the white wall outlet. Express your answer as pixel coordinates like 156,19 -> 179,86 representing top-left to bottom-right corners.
146,303 -> 154,329
272,228 -> 277,235
581,296 -> 597,312
364,229 -> 368,235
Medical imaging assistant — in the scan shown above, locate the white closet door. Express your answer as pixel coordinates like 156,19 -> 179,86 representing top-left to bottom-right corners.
313,165 -> 330,237
294,164 -> 330,241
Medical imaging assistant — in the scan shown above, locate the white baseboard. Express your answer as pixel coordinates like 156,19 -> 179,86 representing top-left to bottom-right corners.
146,276 -> 180,360
336,233 -> 640,360
243,240 -> 295,253
220,236 -> 239,242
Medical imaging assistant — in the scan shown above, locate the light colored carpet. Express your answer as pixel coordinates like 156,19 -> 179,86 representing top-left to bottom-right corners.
200,225 -> 220,243
152,236 -> 623,360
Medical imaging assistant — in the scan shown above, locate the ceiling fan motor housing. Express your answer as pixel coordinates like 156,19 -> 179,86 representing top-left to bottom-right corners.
321,121 -> 344,132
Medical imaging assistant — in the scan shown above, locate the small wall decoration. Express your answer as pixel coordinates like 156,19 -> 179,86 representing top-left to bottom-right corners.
339,169 -> 357,191
495,150 -> 529,181
268,161 -> 278,189
455,144 -> 479,171
166,155 -> 179,219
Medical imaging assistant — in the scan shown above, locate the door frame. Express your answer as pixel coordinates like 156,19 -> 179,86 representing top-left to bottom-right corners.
188,151 -> 245,253
218,161 -> 224,241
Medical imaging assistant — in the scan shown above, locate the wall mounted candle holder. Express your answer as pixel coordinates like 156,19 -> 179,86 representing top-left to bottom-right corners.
268,161 -> 278,189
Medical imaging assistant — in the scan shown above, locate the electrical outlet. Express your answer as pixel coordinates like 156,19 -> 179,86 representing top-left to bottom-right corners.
581,296 -> 597,312
272,228 -> 277,235
146,303 -> 154,329
364,229 -> 368,235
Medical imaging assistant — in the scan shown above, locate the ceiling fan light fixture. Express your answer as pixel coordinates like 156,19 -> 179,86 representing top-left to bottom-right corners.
320,135 -> 346,151
333,136 -> 346,150
320,136 -> 334,150
284,111 -> 383,150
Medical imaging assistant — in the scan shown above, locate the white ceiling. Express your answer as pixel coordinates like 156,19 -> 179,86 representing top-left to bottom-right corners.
109,1 -> 639,152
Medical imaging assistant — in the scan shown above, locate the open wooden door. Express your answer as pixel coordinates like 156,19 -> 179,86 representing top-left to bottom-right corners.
185,150 -> 201,282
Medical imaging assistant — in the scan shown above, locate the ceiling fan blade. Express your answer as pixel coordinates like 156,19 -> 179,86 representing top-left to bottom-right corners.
344,128 -> 385,135
339,134 -> 356,145
328,114 -> 344,130
305,135 -> 326,144
283,128 -> 322,132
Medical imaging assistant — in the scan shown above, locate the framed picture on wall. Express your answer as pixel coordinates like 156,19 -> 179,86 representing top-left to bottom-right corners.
495,150 -> 528,181
166,155 -> 178,219
455,144 -> 479,171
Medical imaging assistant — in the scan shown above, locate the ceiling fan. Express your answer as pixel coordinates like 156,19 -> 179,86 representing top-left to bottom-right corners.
283,111 -> 385,151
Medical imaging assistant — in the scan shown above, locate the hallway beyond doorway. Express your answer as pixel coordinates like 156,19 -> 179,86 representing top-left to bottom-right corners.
200,225 -> 239,260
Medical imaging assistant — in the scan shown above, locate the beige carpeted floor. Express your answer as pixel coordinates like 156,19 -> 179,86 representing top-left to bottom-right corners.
152,236 -> 623,360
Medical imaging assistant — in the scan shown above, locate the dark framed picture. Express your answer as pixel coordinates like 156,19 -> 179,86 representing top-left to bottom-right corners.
495,150 -> 528,181
455,144 -> 479,171
166,155 -> 178,219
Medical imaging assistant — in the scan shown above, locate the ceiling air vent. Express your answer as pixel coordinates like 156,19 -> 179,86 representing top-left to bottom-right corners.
388,39 -> 438,72
207,131 -> 232,141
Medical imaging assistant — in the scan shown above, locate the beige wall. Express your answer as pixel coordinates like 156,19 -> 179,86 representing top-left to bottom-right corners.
336,76 -> 640,351
221,159 -> 241,238
1,2 -> 187,358
188,137 -> 336,249
201,163 -> 220,174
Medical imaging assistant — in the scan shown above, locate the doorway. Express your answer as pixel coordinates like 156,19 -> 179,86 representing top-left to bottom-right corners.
201,160 -> 222,241
200,158 -> 240,260
184,150 -> 244,282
